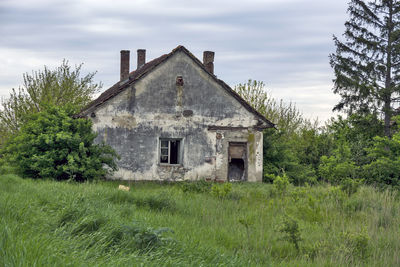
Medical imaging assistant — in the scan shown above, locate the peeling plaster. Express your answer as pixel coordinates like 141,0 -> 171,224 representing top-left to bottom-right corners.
91,51 -> 265,182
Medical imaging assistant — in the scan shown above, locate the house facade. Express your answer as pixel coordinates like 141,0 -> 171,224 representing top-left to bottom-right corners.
78,46 -> 274,182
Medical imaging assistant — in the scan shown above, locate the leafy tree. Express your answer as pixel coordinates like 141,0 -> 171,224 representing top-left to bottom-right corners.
326,113 -> 384,166
0,60 -> 101,144
291,123 -> 335,170
234,79 -> 319,184
263,128 -> 317,185
234,79 -> 306,136
330,0 -> 400,137
2,105 -> 118,181
363,116 -> 400,185
318,141 -> 360,184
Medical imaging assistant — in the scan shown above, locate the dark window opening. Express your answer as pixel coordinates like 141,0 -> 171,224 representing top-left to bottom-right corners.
160,139 -> 181,164
170,140 -> 179,164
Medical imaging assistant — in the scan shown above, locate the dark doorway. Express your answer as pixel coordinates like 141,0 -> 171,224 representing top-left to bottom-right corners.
228,143 -> 247,181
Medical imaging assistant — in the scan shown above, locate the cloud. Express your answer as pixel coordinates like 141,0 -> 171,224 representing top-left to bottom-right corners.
0,0 -> 349,122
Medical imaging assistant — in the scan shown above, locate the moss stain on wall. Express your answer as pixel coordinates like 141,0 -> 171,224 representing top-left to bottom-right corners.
247,131 -> 255,164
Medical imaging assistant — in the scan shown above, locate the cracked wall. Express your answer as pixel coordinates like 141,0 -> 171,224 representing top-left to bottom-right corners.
89,51 -> 264,181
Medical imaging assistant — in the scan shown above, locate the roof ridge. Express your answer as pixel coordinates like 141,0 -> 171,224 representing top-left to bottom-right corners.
76,45 -> 274,128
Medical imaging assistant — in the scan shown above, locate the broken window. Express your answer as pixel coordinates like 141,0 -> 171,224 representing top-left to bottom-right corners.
160,139 -> 181,164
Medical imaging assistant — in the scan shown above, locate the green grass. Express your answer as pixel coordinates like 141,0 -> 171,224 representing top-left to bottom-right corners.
1,175 -> 400,266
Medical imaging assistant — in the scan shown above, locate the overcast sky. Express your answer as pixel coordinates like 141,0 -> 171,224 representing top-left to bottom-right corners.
0,0 -> 349,122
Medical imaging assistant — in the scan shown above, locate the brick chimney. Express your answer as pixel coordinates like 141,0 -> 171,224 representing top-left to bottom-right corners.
120,50 -> 130,81
203,51 -> 215,74
137,49 -> 146,69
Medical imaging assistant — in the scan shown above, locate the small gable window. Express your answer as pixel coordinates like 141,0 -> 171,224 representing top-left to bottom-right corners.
160,139 -> 181,165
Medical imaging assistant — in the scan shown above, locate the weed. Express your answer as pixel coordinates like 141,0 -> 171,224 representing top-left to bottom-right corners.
108,190 -> 136,204
340,178 -> 363,196
340,227 -> 371,260
211,183 -> 232,199
238,215 -> 255,248
180,180 -> 211,193
273,174 -> 290,195
71,216 -> 106,235
108,222 -> 174,252
344,197 -> 365,213
135,193 -> 177,212
279,216 -> 302,251
2,175 -> 400,266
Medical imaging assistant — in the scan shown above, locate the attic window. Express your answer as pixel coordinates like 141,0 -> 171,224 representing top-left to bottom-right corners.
176,76 -> 184,86
160,139 -> 181,165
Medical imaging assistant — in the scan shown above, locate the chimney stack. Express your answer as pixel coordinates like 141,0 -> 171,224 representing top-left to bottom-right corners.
137,49 -> 146,69
203,51 -> 215,74
120,50 -> 130,81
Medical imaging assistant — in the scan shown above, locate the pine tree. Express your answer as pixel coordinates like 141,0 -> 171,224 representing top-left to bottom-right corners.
330,0 -> 400,137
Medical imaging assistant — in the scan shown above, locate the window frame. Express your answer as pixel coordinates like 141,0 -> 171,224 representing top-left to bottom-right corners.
159,138 -> 183,165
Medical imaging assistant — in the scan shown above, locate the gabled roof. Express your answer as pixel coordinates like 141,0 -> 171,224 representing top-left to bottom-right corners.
78,45 -> 274,128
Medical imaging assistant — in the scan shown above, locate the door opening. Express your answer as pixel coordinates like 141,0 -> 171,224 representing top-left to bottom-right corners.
228,142 -> 247,181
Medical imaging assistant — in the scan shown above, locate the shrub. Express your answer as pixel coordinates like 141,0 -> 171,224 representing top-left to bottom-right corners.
2,105 -> 118,181
341,228 -> 370,259
362,123 -> 400,186
180,180 -> 211,193
273,174 -> 290,195
109,223 -> 174,252
279,216 -> 302,251
340,178 -> 363,196
319,156 -> 359,184
211,183 -> 232,199
363,158 -> 400,186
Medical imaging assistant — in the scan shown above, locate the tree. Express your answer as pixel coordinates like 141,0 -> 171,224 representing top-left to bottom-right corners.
330,0 -> 400,137
234,80 -> 320,184
234,79 -> 306,136
326,113 -> 384,165
0,60 -> 101,144
363,116 -> 400,185
2,105 -> 118,181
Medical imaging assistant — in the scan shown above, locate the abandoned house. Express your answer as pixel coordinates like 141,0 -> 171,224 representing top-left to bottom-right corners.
78,45 -> 274,182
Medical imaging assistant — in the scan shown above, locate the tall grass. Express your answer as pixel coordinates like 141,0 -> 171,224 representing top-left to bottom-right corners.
1,174 -> 399,266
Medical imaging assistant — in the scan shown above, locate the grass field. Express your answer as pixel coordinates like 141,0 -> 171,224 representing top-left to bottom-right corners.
1,174 -> 400,266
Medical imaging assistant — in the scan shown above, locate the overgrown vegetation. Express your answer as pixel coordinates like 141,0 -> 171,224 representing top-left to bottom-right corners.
0,61 -> 116,182
0,60 -> 101,144
1,105 -> 118,181
234,79 -> 400,188
1,176 -> 399,266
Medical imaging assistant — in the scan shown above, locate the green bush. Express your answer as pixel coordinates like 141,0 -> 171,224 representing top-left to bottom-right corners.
319,156 -> 359,184
273,174 -> 290,195
211,183 -> 232,199
363,158 -> 400,186
180,180 -> 211,193
262,129 -> 318,185
2,105 -> 118,181
340,178 -> 363,196
110,223 -> 174,252
279,216 -> 302,251
341,228 -> 370,260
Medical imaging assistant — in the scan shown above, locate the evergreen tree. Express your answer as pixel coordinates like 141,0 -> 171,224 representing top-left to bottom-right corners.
330,0 -> 400,137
